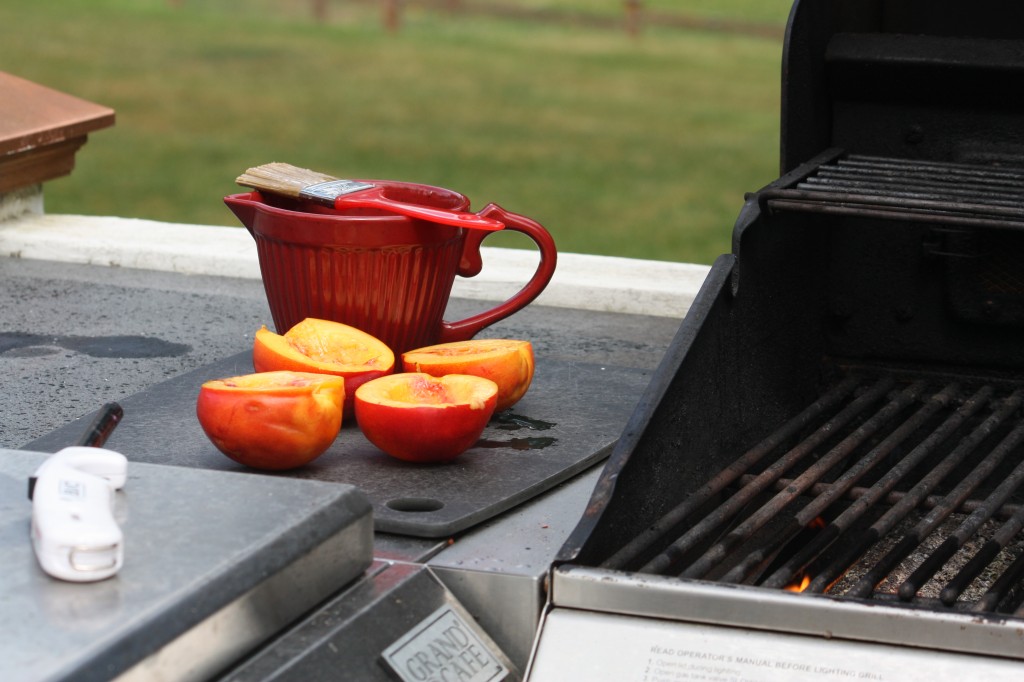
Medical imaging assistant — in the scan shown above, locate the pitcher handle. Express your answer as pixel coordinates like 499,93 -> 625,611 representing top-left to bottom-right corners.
438,203 -> 557,343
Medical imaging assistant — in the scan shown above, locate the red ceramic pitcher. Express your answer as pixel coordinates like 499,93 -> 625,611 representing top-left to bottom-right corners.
225,181 -> 557,355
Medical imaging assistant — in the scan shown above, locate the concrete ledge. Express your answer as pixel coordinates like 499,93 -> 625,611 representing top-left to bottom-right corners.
0,214 -> 260,277
0,213 -> 710,318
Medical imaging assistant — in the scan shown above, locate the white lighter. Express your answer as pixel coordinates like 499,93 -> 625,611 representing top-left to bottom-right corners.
30,446 -> 128,582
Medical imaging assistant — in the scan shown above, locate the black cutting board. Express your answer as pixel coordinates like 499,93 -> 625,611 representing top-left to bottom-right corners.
26,352 -> 651,538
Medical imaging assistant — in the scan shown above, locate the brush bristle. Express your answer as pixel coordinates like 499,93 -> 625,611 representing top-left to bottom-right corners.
236,162 -> 338,198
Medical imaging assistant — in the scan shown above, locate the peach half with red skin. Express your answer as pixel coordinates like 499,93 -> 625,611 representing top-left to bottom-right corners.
196,371 -> 346,471
253,317 -> 394,416
355,373 -> 498,463
401,339 -> 534,412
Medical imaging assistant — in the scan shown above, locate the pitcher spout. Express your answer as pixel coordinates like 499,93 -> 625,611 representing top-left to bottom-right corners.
223,192 -> 261,235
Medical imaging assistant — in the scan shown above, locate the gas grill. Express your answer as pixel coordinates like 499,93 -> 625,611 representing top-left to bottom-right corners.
530,1 -> 1024,678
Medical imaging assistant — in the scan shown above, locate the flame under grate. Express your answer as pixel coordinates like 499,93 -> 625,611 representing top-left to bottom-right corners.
601,372 -> 1024,615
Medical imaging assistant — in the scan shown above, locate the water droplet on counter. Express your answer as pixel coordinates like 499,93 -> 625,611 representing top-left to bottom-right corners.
60,335 -> 191,359
493,412 -> 556,431
0,332 -> 190,359
475,436 -> 557,451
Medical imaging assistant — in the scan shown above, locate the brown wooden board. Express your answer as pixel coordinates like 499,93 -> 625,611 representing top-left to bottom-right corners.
0,72 -> 114,154
0,72 -> 114,192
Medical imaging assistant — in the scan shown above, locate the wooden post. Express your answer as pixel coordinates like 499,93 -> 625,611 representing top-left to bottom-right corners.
383,0 -> 400,33
624,0 -> 642,38
312,0 -> 327,23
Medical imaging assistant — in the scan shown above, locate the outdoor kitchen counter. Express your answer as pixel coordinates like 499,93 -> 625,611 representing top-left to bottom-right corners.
0,215 -> 705,679
0,247 -> 684,550
0,215 -> 705,448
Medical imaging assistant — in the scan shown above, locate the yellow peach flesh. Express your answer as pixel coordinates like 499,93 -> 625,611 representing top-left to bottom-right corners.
284,319 -> 387,367
401,339 -> 533,412
360,374 -> 496,411
211,371 -> 342,391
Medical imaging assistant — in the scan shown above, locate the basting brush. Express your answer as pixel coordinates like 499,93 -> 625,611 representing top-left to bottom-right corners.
236,162 -> 504,231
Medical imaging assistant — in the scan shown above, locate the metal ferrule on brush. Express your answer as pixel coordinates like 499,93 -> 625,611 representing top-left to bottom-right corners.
299,179 -> 375,204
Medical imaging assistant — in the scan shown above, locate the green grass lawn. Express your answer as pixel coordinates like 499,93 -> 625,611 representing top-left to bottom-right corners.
0,0 -> 790,264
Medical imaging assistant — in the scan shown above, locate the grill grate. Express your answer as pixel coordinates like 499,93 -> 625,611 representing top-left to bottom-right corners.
761,153 -> 1024,230
602,372 -> 1024,616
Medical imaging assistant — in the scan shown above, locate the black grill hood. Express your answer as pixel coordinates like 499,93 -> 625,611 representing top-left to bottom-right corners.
781,0 -> 1024,172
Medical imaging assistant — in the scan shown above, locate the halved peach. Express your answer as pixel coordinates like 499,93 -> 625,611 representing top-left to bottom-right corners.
354,373 -> 498,463
401,339 -> 534,412
196,371 -> 345,470
253,318 -> 394,416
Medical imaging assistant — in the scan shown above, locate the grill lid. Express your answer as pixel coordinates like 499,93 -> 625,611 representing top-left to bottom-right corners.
781,0 -> 1024,172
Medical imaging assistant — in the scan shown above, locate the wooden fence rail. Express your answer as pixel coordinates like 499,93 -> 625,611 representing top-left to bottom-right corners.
358,0 -> 649,36
168,1 -> 784,40
368,0 -> 783,38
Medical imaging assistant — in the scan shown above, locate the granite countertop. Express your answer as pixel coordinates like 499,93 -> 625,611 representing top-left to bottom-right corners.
0,255 -> 683,450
